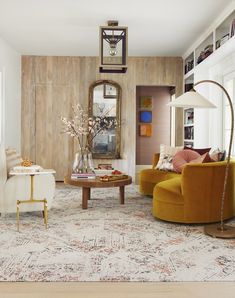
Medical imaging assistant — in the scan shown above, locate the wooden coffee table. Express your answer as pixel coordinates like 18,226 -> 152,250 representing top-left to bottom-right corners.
64,175 -> 132,209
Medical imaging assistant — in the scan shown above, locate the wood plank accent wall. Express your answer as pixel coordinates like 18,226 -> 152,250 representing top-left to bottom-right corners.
21,56 -> 183,181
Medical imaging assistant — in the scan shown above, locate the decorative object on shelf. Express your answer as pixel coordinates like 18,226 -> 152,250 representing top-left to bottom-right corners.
216,40 -> 221,49
89,80 -> 121,159
230,19 -> 235,37
139,124 -> 152,137
99,20 -> 128,73
140,96 -> 153,109
140,111 -> 152,123
184,126 -> 194,140
184,59 -> 194,74
184,75 -> 194,92
184,108 -> 194,125
220,34 -> 230,47
21,158 -> 33,167
61,104 -> 116,173
197,44 -> 213,64
183,141 -> 193,148
168,79 -> 235,239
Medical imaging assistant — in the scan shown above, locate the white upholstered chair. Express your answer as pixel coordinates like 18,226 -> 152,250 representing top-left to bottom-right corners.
0,145 -> 55,213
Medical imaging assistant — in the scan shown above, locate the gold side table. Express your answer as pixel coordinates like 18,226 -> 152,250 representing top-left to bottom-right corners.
9,169 -> 55,232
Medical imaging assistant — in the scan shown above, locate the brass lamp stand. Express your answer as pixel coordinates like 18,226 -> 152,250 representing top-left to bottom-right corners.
195,81 -> 235,238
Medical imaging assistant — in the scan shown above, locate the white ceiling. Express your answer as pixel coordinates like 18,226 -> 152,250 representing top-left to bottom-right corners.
0,0 -> 233,56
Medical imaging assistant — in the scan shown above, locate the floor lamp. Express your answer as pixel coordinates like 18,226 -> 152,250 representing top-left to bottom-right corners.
168,80 -> 235,239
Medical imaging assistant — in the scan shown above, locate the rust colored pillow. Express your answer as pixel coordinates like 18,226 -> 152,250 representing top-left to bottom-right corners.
173,149 -> 200,173
189,152 -> 212,164
184,146 -> 211,155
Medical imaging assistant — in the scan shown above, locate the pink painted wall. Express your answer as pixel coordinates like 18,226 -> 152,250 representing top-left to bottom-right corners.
136,86 -> 172,165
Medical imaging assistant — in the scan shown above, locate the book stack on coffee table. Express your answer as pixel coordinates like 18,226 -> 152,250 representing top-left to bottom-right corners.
71,172 -> 96,179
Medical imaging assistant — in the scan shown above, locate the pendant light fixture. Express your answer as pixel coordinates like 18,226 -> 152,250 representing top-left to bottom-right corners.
99,20 -> 128,73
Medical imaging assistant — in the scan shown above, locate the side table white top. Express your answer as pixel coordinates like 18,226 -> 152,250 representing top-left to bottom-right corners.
10,169 -> 56,176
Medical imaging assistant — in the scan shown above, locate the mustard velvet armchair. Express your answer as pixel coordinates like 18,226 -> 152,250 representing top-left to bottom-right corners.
139,153 -> 180,196
153,161 -> 235,223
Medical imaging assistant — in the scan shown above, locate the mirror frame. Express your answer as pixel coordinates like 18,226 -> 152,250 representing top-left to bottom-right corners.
88,80 -> 121,159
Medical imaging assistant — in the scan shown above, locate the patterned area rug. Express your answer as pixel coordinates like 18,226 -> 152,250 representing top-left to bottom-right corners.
0,184 -> 235,281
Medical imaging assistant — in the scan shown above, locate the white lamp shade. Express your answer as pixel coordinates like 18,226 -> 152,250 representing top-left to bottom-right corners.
168,91 -> 217,108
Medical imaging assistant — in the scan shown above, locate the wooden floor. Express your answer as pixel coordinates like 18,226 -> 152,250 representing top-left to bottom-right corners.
0,282 -> 235,298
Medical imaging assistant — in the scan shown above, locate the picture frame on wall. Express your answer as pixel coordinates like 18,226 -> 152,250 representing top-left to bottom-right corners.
140,96 -> 153,109
103,84 -> 117,98
139,124 -> 152,137
140,111 -> 152,123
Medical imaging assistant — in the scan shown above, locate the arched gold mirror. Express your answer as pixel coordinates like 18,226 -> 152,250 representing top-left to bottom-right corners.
89,80 -> 121,159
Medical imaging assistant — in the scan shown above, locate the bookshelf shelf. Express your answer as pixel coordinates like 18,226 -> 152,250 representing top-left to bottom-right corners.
183,8 -> 235,77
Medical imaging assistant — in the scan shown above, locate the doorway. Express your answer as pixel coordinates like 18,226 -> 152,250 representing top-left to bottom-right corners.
135,86 -> 175,183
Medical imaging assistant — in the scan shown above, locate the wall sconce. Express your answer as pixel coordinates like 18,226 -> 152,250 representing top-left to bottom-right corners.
99,20 -> 128,73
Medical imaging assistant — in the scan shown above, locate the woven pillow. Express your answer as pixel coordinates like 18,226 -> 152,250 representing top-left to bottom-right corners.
210,148 -> 226,161
173,149 -> 200,173
5,148 -> 23,177
156,144 -> 183,171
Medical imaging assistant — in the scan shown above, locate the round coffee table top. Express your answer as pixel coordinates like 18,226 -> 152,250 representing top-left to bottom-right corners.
64,175 -> 132,188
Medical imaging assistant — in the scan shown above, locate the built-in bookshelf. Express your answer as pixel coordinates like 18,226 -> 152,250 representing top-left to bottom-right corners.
216,10 -> 235,49
184,52 -> 194,75
195,33 -> 213,65
184,108 -> 194,148
183,8 -> 235,75
184,74 -> 194,92
182,6 -> 235,149
184,74 -> 194,147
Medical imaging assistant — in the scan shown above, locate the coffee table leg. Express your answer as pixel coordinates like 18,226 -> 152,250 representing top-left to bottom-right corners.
82,187 -> 90,209
119,186 -> 125,205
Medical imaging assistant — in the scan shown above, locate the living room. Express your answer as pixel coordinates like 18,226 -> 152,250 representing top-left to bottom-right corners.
0,0 -> 235,297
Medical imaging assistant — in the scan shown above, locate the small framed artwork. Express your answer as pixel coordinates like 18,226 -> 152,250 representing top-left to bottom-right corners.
140,111 -> 152,123
139,124 -> 152,137
103,84 -> 117,98
140,96 -> 153,109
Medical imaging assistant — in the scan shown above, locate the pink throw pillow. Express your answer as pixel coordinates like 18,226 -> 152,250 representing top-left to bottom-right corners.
173,149 -> 200,173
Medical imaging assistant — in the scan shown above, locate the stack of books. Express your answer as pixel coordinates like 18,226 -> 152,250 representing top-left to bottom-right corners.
71,172 -> 96,179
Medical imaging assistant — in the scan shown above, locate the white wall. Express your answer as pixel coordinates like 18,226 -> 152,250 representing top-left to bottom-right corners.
0,37 -> 21,151
194,51 -> 235,151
